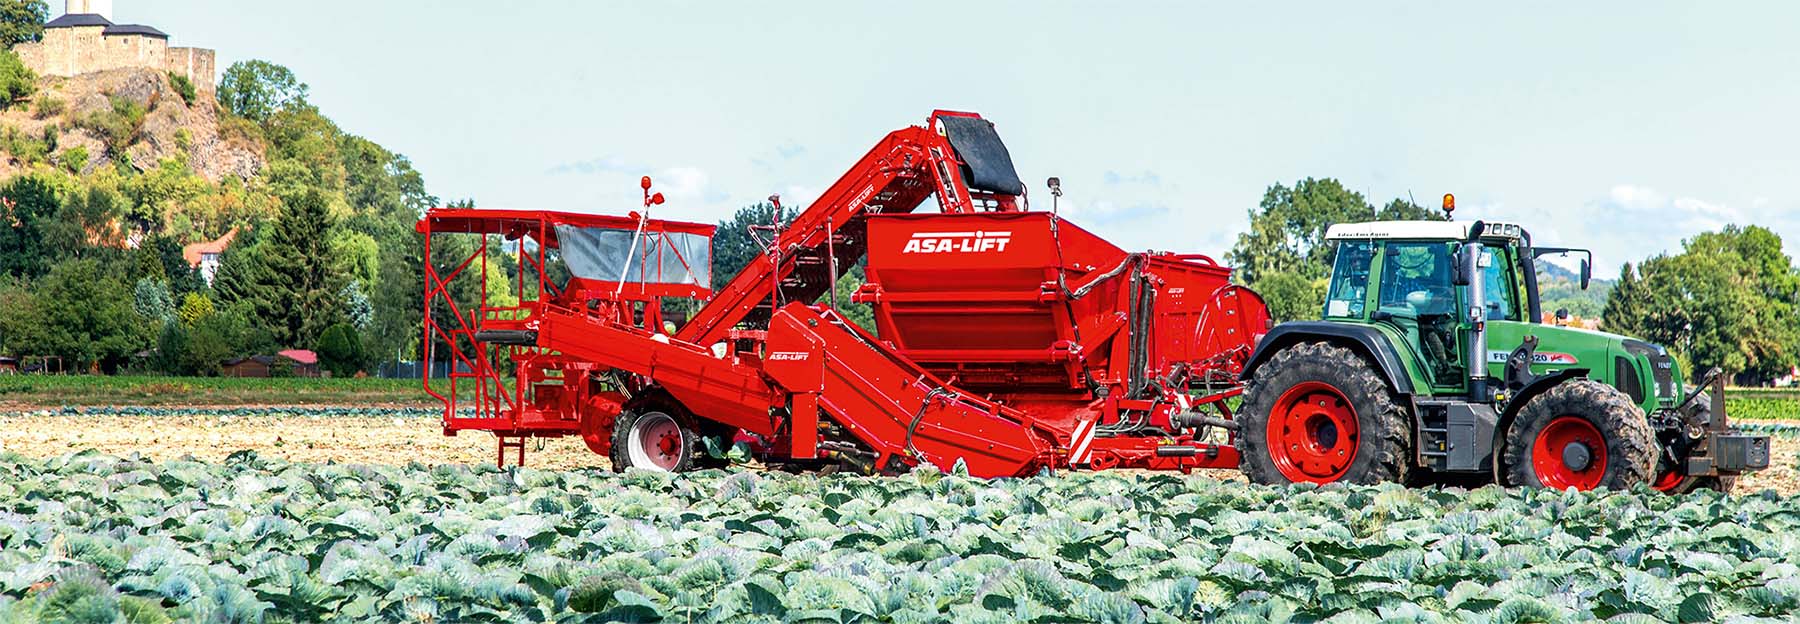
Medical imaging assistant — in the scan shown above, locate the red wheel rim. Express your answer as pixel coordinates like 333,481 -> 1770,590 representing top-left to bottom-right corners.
1652,466 -> 1685,492
1531,416 -> 1609,490
1266,381 -> 1360,483
627,413 -> 683,471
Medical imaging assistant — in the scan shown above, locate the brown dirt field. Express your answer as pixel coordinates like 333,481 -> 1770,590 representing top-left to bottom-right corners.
1,414 -> 1795,495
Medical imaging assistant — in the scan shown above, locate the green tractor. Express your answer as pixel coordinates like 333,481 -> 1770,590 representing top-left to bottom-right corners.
1236,213 -> 1770,492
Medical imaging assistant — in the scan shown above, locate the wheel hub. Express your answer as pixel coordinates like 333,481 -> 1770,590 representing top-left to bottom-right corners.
1266,382 -> 1361,483
1530,415 -> 1609,490
626,413 -> 684,471
1561,442 -> 1592,472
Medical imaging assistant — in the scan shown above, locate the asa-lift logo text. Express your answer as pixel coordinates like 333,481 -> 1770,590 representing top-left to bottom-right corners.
903,230 -> 1013,254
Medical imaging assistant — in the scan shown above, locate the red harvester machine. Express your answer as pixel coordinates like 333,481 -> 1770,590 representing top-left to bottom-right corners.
419,111 -> 1270,478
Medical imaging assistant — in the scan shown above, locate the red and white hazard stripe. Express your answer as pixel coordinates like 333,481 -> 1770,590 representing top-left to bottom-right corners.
1069,418 -> 1100,466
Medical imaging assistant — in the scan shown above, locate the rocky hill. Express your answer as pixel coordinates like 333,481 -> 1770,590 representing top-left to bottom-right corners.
0,68 -> 263,181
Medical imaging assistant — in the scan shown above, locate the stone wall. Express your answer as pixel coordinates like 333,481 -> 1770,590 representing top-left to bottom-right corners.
164,47 -> 215,94
16,26 -> 215,94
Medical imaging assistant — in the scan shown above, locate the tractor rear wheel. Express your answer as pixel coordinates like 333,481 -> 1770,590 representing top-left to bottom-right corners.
609,410 -> 699,473
1502,380 -> 1655,490
1239,342 -> 1411,485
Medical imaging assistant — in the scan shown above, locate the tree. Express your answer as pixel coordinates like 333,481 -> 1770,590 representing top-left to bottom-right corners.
217,60 -> 309,122
1601,263 -> 1646,336
369,221 -> 423,362
0,173 -> 64,278
31,258 -> 148,370
0,49 -> 34,108
711,202 -> 791,291
176,292 -> 215,327
212,192 -> 345,349
1252,271 -> 1326,323
1604,226 -> 1800,383
0,1 -> 47,49
247,188 -> 346,346
315,322 -> 364,377
132,278 -> 174,324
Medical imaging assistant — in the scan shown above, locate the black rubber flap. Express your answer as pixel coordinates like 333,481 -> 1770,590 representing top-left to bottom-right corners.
939,116 -> 1025,196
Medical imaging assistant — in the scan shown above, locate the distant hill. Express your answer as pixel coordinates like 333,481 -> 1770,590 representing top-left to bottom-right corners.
1536,260 -> 1613,319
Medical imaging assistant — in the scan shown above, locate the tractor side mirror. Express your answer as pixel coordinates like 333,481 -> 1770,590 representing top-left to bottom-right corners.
1579,259 -> 1592,290
1453,244 -> 1476,286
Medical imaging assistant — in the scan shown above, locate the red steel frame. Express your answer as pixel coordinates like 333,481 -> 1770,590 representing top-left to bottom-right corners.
420,111 -> 1270,476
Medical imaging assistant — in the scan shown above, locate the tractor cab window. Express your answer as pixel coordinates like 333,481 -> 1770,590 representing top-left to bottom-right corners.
1378,243 -> 1454,316
1325,241 -> 1375,318
1479,246 -> 1519,321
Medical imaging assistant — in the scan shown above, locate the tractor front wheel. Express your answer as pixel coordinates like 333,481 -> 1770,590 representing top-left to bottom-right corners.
1239,342 -> 1411,485
1502,380 -> 1655,490
609,410 -> 699,473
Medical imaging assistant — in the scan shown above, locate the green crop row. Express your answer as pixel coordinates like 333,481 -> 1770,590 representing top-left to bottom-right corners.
3,451 -> 1798,623
1726,397 -> 1800,421
0,375 -> 446,407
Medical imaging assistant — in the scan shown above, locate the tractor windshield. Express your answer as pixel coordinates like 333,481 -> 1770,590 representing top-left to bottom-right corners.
1379,243 -> 1454,316
1325,241 -> 1376,318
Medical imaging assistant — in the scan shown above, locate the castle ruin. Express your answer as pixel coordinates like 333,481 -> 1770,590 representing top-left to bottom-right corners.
14,0 -> 215,94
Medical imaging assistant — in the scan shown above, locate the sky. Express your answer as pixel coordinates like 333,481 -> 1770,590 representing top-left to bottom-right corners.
123,1 -> 1800,278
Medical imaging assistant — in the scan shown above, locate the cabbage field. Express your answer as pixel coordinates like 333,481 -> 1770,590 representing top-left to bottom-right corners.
5,450 -> 1800,623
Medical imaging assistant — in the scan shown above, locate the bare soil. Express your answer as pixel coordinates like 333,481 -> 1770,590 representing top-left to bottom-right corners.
1,414 -> 1794,495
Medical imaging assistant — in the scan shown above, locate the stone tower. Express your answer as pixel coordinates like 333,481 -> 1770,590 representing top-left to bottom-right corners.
65,0 -> 113,19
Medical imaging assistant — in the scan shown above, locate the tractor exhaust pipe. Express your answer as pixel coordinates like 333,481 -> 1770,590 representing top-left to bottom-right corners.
1461,221 -> 1489,400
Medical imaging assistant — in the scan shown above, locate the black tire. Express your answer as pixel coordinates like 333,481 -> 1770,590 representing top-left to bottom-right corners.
608,410 -> 699,473
1239,341 -> 1411,485
1502,380 -> 1655,490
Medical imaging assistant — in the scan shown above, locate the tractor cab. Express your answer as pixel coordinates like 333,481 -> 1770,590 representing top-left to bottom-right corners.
1320,219 -> 1560,395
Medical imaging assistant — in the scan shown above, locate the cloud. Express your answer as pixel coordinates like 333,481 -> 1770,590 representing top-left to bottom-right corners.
546,156 -> 650,176
1540,184 -> 1783,278
1102,170 -> 1162,187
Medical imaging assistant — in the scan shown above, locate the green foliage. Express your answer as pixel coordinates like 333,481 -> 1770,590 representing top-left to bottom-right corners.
127,158 -> 209,226
0,49 -> 33,108
1228,179 -> 1446,321
0,174 -> 58,277
314,322 -> 364,377
4,454 -> 1800,623
214,189 -> 345,348
175,291 -> 213,327
32,93 -> 62,119
1604,226 -> 1800,383
0,376 -> 442,406
217,60 -> 309,123
166,72 -> 196,106
0,0 -> 46,49
1252,271 -> 1326,322
7,258 -> 149,369
817,263 -> 876,330
340,280 -> 373,330
131,277 -> 173,323
0,53 -> 434,373
0,123 -> 47,163
711,201 -> 792,291
58,144 -> 87,174
77,96 -> 147,158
